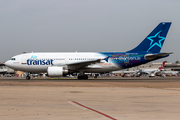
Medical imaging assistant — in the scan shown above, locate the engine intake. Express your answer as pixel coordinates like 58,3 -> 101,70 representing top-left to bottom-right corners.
47,66 -> 68,77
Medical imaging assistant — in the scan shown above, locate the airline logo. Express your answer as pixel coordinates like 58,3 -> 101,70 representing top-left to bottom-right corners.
147,30 -> 165,52
27,55 -> 54,65
30,55 -> 37,59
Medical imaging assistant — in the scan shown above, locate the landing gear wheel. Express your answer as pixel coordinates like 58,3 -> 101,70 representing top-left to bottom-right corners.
83,75 -> 88,80
77,75 -> 88,80
26,76 -> 30,80
77,75 -> 82,80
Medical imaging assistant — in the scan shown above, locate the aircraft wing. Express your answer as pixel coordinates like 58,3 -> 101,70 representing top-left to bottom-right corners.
54,59 -> 104,70
67,59 -> 102,70
145,52 -> 173,60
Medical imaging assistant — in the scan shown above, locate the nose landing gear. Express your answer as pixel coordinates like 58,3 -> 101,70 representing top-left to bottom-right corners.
77,74 -> 88,80
26,74 -> 31,80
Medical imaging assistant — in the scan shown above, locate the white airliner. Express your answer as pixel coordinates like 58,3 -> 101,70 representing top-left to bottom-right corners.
5,22 -> 172,80
140,61 -> 165,74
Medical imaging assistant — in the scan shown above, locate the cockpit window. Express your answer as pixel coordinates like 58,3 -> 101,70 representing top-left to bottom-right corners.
11,58 -> 16,60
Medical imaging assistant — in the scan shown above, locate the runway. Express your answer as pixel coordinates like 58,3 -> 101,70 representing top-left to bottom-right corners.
0,77 -> 180,120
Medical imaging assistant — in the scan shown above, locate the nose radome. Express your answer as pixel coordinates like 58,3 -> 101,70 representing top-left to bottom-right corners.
5,60 -> 10,67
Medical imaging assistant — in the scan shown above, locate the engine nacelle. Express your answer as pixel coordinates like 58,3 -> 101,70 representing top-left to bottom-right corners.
47,66 -> 68,77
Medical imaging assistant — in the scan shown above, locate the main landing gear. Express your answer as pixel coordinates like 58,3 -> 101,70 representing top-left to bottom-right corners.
77,74 -> 88,80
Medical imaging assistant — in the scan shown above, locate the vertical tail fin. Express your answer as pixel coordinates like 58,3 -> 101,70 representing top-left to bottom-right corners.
159,61 -> 165,70
127,22 -> 171,53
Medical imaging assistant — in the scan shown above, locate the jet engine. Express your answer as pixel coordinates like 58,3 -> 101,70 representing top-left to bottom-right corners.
47,66 -> 68,77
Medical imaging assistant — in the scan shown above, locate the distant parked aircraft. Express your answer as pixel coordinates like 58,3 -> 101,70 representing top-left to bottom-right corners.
140,61 -> 165,74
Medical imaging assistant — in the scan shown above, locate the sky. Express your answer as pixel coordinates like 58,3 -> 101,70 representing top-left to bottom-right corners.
0,0 -> 180,63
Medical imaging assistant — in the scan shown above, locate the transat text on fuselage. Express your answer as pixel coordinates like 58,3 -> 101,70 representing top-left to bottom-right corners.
27,56 -> 54,65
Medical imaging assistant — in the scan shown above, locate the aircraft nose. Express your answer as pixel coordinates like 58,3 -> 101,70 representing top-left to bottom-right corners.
5,60 -> 11,67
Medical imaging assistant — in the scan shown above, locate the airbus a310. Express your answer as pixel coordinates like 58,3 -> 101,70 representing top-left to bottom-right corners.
5,22 -> 172,80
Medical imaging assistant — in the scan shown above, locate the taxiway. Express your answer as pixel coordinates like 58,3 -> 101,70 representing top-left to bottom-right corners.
0,77 -> 180,120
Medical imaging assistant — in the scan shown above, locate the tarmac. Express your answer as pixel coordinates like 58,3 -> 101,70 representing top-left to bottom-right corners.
0,77 -> 180,120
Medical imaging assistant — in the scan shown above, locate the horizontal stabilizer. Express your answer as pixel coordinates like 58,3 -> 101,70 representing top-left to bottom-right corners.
145,52 -> 173,60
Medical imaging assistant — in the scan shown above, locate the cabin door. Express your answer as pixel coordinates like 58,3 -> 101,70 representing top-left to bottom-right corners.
21,55 -> 28,65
